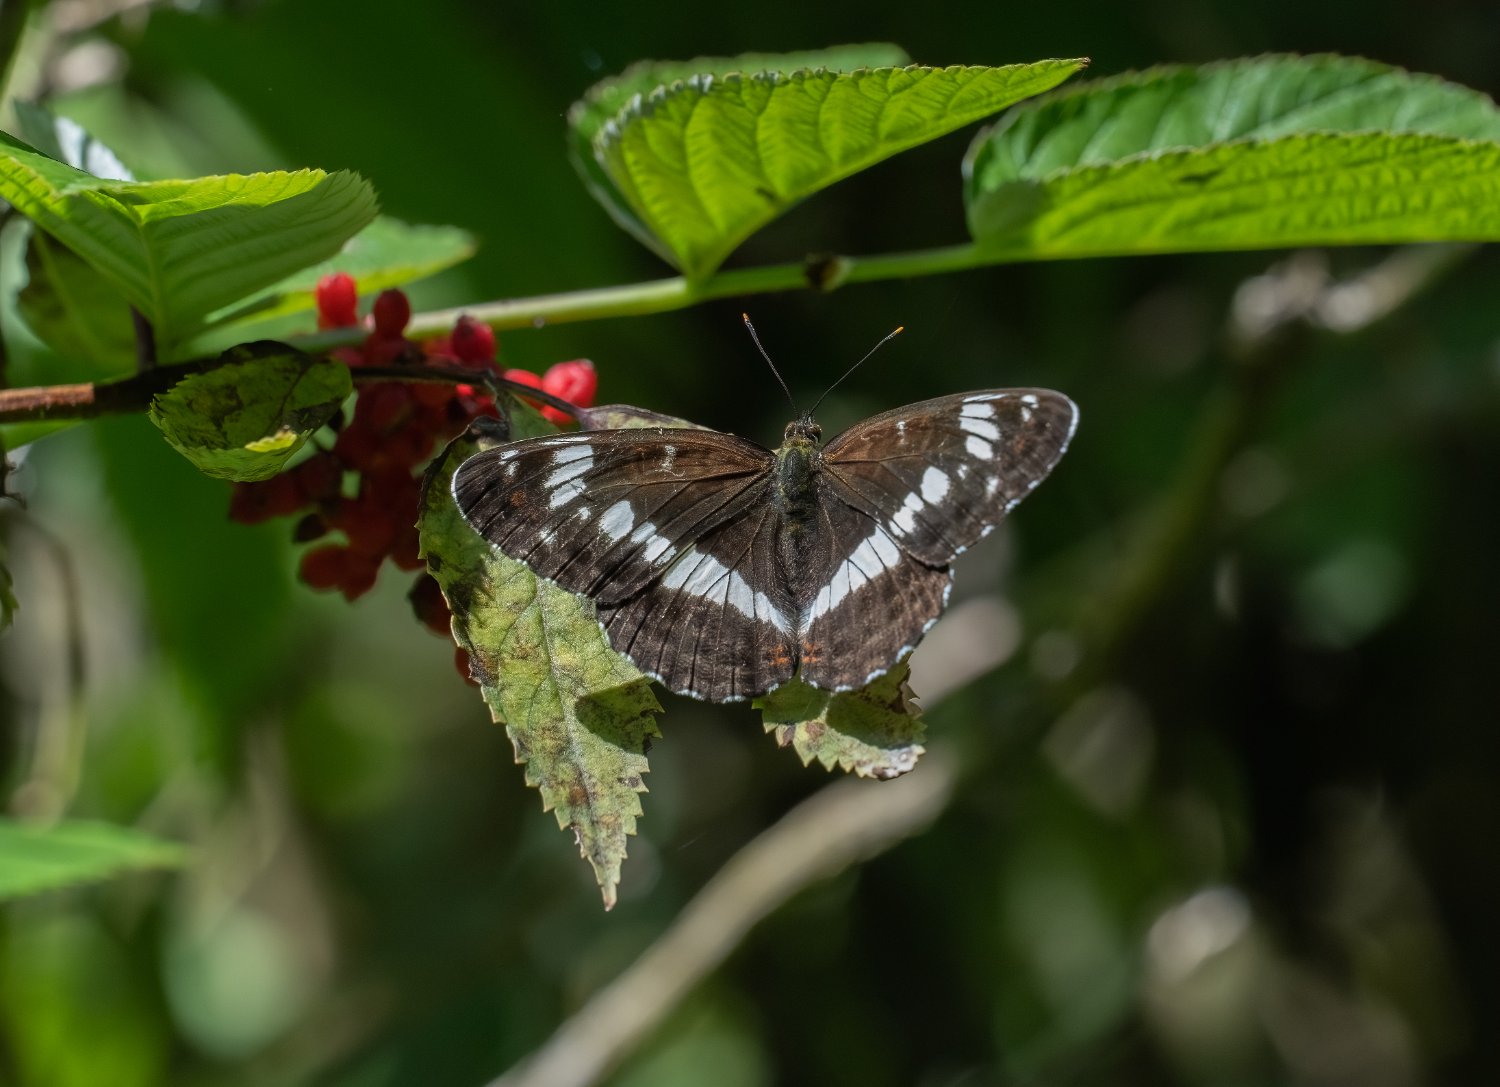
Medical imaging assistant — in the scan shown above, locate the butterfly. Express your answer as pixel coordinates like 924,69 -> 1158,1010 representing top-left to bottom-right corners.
452,386 -> 1078,702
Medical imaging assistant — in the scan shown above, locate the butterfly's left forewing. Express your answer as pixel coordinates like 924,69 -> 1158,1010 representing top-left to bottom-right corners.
820,389 -> 1077,566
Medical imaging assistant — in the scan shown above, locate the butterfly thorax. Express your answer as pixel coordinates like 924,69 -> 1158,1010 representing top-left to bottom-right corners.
772,415 -> 826,612
773,416 -> 823,518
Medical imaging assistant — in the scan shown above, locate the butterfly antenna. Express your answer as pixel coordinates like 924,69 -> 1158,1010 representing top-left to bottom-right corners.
809,325 -> 904,415
742,313 -> 798,414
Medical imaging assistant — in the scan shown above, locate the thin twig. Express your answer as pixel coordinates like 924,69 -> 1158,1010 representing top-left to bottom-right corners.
490,750 -> 958,1087
0,352 -> 585,427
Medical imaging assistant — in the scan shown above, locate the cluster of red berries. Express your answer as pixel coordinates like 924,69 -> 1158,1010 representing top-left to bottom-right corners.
228,273 -> 597,677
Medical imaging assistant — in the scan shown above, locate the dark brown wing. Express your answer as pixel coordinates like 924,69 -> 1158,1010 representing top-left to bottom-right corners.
819,389 -> 1077,566
452,428 -> 795,701
796,491 -> 953,692
453,429 -> 771,606
598,502 -> 796,701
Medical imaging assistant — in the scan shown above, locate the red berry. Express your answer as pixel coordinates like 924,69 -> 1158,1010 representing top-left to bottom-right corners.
229,473 -> 306,524
503,368 -> 543,391
372,289 -> 411,339
293,452 -> 344,502
339,551 -> 382,601
299,544 -> 351,590
333,424 -> 381,473
539,358 -> 596,425
450,316 -> 496,366
316,273 -> 359,329
353,383 -> 413,433
542,358 -> 596,404
333,493 -> 400,558
391,525 -> 424,571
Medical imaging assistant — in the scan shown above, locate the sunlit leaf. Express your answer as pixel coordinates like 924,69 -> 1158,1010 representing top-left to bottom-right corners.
0,129 -> 376,352
593,57 -> 1087,277
569,44 -> 910,257
0,818 -> 187,900
418,420 -> 662,909
207,215 -> 477,330
757,660 -> 926,779
148,342 -> 350,481
966,54 -> 1500,256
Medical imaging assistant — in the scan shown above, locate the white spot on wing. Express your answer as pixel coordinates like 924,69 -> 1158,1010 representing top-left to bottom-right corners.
660,546 -> 791,633
965,435 -> 994,460
641,535 -> 671,563
599,500 -> 635,542
549,480 -> 586,509
544,445 -> 594,499
960,400 -> 995,418
961,416 -> 1000,441
892,492 -> 923,534
920,466 -> 950,503
807,526 -> 903,622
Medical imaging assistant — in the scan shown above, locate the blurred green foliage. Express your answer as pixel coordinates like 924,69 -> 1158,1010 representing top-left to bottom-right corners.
2,1 -> 1499,1085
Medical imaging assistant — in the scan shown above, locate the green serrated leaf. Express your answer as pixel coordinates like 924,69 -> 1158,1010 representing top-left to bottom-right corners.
966,54 -> 1500,257
757,661 -> 926,779
0,129 -> 377,353
206,215 -> 477,331
0,818 -> 188,900
148,342 -> 350,481
570,45 -> 910,257
594,57 -> 1086,277
419,426 -> 662,909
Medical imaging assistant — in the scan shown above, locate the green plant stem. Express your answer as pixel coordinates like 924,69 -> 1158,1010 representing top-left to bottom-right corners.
0,244 -> 983,426
294,243 -> 982,350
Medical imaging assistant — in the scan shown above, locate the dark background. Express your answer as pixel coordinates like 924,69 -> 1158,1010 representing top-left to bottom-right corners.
2,1 -> 1499,1084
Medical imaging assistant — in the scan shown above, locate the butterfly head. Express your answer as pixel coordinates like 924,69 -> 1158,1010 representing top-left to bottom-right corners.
783,414 -> 822,448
